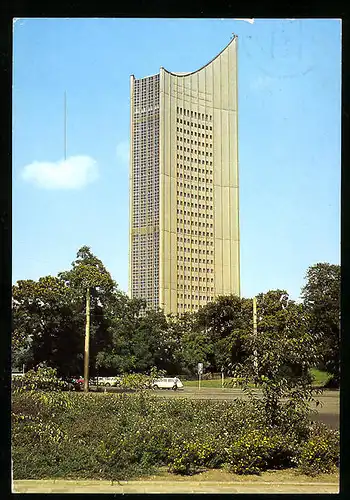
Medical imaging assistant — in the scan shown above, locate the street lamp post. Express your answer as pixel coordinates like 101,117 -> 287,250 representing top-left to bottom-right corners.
83,287 -> 91,393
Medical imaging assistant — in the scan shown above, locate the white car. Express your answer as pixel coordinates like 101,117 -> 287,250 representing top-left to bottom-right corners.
152,377 -> 183,391
95,376 -> 121,387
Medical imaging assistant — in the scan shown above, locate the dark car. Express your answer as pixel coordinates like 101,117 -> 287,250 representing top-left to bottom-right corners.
64,376 -> 84,391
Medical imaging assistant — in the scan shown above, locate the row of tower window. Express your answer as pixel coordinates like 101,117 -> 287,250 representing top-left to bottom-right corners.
133,211 -> 159,216
177,260 -> 214,268
177,188 -> 213,196
132,195 -> 159,201
178,295 -> 213,301
177,108 -> 212,121
133,145 -> 159,152
132,282 -> 159,286
177,258 -> 214,265
177,119 -> 213,132
178,237 -> 213,244
134,124 -> 159,131
177,163 -> 213,175
177,155 -> 213,166
132,272 -> 158,278
134,84 -> 159,91
133,171 -> 159,177
177,211 -> 213,219
177,228 -> 213,236
132,275 -> 159,281
133,169 -> 159,175
177,196 -> 212,204
177,127 -> 212,139
134,133 -> 159,139
134,107 -> 160,114
177,146 -> 213,157
177,219 -> 213,228
177,203 -> 213,210
178,180 -> 213,187
178,247 -> 213,254
133,181 -> 159,188
178,301 -> 213,309
133,178 -> 159,184
134,128 -> 159,135
134,84 -> 159,89
178,272 -> 214,279
132,284 -> 159,289
178,136 -> 212,143
133,222 -> 159,227
133,236 -> 159,241
178,286 -> 214,293
179,278 -> 214,285
177,254 -> 213,261
133,192 -> 159,197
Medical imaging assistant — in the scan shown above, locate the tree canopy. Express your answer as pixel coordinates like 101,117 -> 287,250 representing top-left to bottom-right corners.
12,249 -> 339,386
301,263 -> 340,385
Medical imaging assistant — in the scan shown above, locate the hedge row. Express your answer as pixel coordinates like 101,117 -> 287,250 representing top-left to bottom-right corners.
11,389 -> 339,480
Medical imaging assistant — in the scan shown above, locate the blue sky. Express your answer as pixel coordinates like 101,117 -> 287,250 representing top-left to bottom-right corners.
13,18 -> 341,301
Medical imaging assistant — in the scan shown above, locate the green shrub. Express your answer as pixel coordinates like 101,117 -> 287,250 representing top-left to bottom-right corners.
298,423 -> 339,476
168,437 -> 218,475
12,367 -> 68,393
11,390 -> 339,480
120,373 -> 152,390
224,428 -> 300,475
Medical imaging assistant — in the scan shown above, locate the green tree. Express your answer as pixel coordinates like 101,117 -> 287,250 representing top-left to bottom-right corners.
95,296 -> 146,374
175,311 -> 214,375
194,295 -> 252,372
12,276 -> 84,376
231,290 -> 320,428
301,263 -> 340,385
58,246 -> 115,391
158,313 -> 187,375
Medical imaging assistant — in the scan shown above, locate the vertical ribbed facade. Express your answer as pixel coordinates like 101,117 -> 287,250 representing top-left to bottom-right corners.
130,36 -> 240,315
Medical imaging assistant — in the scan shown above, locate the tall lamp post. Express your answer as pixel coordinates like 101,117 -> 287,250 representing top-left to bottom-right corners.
83,287 -> 91,393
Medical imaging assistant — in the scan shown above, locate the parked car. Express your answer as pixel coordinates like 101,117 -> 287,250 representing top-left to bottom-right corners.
152,377 -> 183,391
96,376 -> 121,387
67,376 -> 84,390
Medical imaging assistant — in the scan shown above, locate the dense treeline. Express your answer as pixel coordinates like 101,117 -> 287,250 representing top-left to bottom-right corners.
12,246 -> 340,386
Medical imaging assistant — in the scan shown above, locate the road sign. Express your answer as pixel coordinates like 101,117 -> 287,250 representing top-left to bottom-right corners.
198,363 -> 203,375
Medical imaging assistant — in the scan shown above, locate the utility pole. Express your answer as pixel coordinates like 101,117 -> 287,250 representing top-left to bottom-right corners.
83,287 -> 91,393
253,297 -> 258,381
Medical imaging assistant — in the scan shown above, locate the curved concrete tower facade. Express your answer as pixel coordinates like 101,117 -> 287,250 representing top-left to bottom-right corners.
130,36 -> 240,315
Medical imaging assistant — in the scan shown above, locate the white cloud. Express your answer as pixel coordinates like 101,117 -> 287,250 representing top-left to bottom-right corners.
21,155 -> 98,190
116,141 -> 130,165
234,18 -> 255,24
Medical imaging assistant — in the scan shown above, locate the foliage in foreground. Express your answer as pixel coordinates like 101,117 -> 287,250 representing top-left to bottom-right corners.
11,390 -> 339,480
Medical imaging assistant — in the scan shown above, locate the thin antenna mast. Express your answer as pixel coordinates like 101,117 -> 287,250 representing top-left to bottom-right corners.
64,91 -> 67,161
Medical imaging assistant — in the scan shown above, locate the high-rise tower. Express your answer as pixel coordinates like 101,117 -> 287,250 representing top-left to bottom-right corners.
130,36 -> 240,315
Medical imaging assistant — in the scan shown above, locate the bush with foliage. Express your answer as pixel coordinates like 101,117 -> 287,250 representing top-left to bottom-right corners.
11,389 -> 339,480
298,422 -> 339,476
120,373 -> 153,390
12,366 -> 69,393
224,429 -> 298,475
